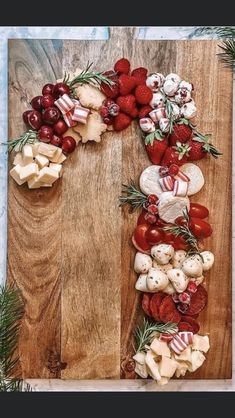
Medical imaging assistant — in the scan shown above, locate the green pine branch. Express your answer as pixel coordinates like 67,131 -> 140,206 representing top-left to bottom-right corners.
0,284 -> 31,392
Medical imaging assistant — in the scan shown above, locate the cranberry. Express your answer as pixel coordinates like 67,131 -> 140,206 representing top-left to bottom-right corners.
187,281 -> 197,294
100,106 -> 109,118
147,194 -> 158,204
178,292 -> 191,305
52,82 -> 70,98
159,166 -> 169,178
22,110 -> 33,125
62,136 -> 76,154
53,119 -> 68,136
168,164 -> 179,176
31,96 -> 43,111
177,303 -> 189,314
41,94 -> 55,108
144,213 -> 157,224
38,125 -> 54,143
147,204 -> 158,215
42,107 -> 60,125
42,83 -> 54,95
51,134 -> 63,147
28,110 -> 42,130
172,293 -> 179,303
103,98 -> 114,108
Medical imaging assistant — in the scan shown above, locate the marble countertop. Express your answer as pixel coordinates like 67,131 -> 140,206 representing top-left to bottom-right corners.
0,26 -> 234,391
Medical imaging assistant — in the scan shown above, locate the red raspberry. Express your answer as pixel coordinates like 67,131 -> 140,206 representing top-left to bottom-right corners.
178,292 -> 191,305
147,204 -> 158,215
100,106 -> 109,118
114,58 -> 130,74
135,85 -> 153,105
168,164 -> 179,176
147,194 -> 158,204
131,67 -> 148,85
101,71 -> 119,98
187,281 -> 198,294
103,98 -> 114,108
139,105 -> 152,119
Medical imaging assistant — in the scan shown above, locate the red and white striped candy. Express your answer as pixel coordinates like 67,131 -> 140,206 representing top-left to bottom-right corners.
149,107 -> 166,123
159,332 -> 177,343
179,331 -> 193,345
169,334 -> 188,355
55,94 -> 74,114
159,175 -> 174,191
173,180 -> 188,197
63,110 -> 77,127
139,117 -> 155,133
174,171 -> 190,182
72,105 -> 90,124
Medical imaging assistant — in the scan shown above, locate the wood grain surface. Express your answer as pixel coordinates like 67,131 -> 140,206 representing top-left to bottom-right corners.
7,31 -> 232,380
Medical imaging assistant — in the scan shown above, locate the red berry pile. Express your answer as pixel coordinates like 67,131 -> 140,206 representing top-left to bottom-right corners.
22,82 -> 76,154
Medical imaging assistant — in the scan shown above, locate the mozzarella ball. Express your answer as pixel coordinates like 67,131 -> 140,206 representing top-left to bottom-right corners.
200,251 -> 214,271
181,255 -> 203,277
151,244 -> 174,265
147,268 -> 169,291
167,269 -> 189,293
172,250 -> 187,268
134,252 -> 152,274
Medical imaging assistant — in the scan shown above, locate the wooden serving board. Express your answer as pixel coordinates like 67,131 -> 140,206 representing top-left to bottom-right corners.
7,29 -> 232,380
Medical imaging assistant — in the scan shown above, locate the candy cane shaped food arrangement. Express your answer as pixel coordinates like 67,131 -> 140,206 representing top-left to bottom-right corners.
6,58 -> 221,385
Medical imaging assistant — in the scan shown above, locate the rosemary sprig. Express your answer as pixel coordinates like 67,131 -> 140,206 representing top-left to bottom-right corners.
134,318 -> 178,353
2,130 -> 38,153
119,180 -> 147,212
219,39 -> 235,70
192,129 -> 222,158
67,62 -> 116,90
165,98 -> 175,134
163,208 -> 202,258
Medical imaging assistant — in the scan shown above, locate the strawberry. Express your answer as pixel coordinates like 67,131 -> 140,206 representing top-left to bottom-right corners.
139,105 -> 152,118
188,132 -> 222,161
116,95 -> 136,116
161,142 -> 191,167
113,112 -> 132,131
101,71 -> 119,98
169,121 -> 193,146
135,85 -> 153,105
119,74 -> 137,95
131,67 -> 148,85
129,106 -> 138,118
114,58 -> 130,74
144,130 -> 168,165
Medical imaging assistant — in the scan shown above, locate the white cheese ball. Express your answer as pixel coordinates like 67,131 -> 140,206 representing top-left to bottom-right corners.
167,269 -> 189,293
134,252 -> 152,274
174,88 -> 191,105
181,255 -> 203,278
162,282 -> 175,295
179,80 -> 193,92
200,251 -> 214,271
135,274 -> 149,292
165,73 -> 181,85
181,100 -> 197,119
163,79 -> 179,96
147,268 -> 169,291
146,73 -> 165,92
172,250 -> 187,268
151,244 -> 174,265
149,92 -> 165,109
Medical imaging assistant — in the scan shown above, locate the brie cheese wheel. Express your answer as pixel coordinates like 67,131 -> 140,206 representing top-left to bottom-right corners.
180,163 -> 204,196
158,191 -> 190,223
139,165 -> 163,197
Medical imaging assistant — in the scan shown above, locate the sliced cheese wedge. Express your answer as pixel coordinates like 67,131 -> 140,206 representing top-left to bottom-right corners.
10,164 -> 26,185
174,346 -> 192,362
35,154 -> 49,169
22,144 -> 33,165
145,350 -> 161,381
192,335 -> 210,353
19,163 -> 39,181
175,360 -> 189,377
150,338 -> 171,358
134,362 -> 148,379
133,351 -> 146,365
188,350 -> 205,372
159,356 -> 178,378
38,167 -> 59,184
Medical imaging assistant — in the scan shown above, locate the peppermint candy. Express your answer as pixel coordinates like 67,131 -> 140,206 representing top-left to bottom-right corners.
173,180 -> 188,197
55,94 -> 74,114
63,110 -> 77,127
169,334 -> 188,354
139,117 -> 155,133
149,108 -> 166,123
159,175 -> 174,191
72,105 -> 90,124
174,171 -> 190,182
159,332 -> 177,343
179,331 -> 194,345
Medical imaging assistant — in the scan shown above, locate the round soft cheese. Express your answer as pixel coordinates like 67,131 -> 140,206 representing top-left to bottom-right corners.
158,191 -> 190,223
139,165 -> 163,197
180,163 -> 205,196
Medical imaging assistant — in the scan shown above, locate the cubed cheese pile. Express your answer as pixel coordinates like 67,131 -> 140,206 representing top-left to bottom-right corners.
133,334 -> 210,385
10,142 -> 66,189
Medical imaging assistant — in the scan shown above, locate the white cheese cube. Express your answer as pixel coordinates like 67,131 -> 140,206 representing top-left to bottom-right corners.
188,350 -> 205,372
145,350 -> 161,381
35,154 -> 49,169
134,362 -> 148,379
174,346 -> 192,362
175,360 -> 189,377
10,164 -> 26,185
49,147 -> 63,163
159,356 -> 178,378
56,153 -> 66,164
49,163 -> 62,177
22,144 -> 33,165
19,163 -> 39,181
27,175 -> 42,189
133,351 -> 146,365
150,338 -> 171,358
13,152 -> 24,166
38,167 -> 59,184
37,143 -> 57,158
32,142 -> 40,157
192,335 -> 210,353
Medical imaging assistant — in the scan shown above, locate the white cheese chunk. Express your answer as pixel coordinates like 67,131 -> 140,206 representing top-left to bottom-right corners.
37,143 -> 57,158
133,351 -> 146,365
35,154 -> 49,169
157,377 -> 170,386
174,346 -> 192,362
150,338 -> 171,358
175,360 -> 189,377
135,274 -> 149,292
13,152 -> 25,166
49,163 -> 62,177
135,362 -> 148,378
158,192 -> 190,223
27,175 -> 42,189
32,142 -> 40,157
159,356 -> 178,378
188,350 -> 206,372
56,153 -> 67,164
192,335 -> 210,353
38,167 -> 59,184
50,147 -> 63,163
10,164 -> 26,185
145,350 -> 161,381
22,144 -> 33,165
19,163 -> 39,181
